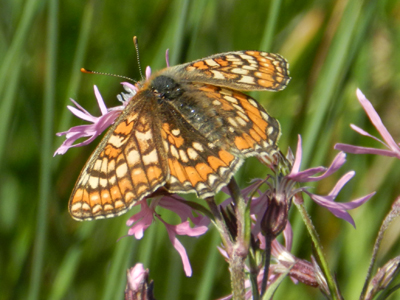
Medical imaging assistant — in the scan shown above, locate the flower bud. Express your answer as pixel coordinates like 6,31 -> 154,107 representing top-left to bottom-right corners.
365,256 -> 400,299
261,193 -> 289,238
125,264 -> 156,300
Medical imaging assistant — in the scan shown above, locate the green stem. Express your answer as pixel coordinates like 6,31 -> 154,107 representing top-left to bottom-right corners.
206,195 -> 244,299
230,253 -> 246,300
205,197 -> 232,254
227,179 -> 251,300
207,178 -> 252,299
294,195 -> 339,300
360,196 -> 400,300
248,246 -> 260,300
260,233 -> 272,297
228,179 -> 250,253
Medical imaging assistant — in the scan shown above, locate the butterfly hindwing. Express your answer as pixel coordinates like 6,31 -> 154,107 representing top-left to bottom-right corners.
159,101 -> 242,198
161,81 -> 281,158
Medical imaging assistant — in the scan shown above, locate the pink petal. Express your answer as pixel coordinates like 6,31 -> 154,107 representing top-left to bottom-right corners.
329,171 -> 355,196
307,191 -> 375,227
94,85 -> 108,115
308,193 -> 355,226
126,201 -> 154,239
356,89 -> 399,152
165,49 -> 170,67
289,152 -> 346,182
157,195 -> 211,228
350,124 -> 388,146
126,214 -> 152,239
54,109 -> 121,156
304,170 -> 375,226
313,152 -> 346,179
121,82 -> 138,93
173,221 -> 208,237
69,99 -> 92,115
290,135 -> 303,174
335,90 -> 400,160
283,222 -> 293,252
145,66 -> 152,80
163,222 -> 193,277
66,105 -> 96,122
159,196 -> 195,220
335,144 -> 400,158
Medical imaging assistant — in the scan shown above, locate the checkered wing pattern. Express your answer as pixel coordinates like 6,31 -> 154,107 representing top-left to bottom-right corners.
69,95 -> 169,220
159,99 -> 242,198
166,50 -> 290,91
159,81 -> 281,198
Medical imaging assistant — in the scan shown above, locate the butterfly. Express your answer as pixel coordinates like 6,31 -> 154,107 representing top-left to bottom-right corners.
69,50 -> 290,221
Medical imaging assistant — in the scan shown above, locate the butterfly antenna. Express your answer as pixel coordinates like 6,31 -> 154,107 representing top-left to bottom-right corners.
80,68 -> 136,83
133,36 -> 144,81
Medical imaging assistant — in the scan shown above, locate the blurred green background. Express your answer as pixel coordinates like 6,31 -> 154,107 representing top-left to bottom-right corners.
1,0 -> 400,299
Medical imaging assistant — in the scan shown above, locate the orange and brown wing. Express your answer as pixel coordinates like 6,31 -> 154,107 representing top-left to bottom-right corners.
159,104 -> 242,198
162,82 -> 281,162
165,50 -> 290,91
68,95 -> 169,221
196,84 -> 281,158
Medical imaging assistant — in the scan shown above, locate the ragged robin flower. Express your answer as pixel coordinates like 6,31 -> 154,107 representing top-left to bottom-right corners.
54,83 -> 137,156
253,135 -> 375,229
54,65 -> 153,156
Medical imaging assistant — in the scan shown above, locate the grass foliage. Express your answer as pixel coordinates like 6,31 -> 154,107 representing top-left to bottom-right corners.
1,0 -> 400,299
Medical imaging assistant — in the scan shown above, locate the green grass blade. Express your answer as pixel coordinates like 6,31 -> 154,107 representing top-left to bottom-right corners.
301,0 -> 364,167
260,0 -> 283,52
0,0 -> 42,97
27,0 -> 58,299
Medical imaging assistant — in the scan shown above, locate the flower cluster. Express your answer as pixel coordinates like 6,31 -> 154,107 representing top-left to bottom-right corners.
216,133 -> 374,298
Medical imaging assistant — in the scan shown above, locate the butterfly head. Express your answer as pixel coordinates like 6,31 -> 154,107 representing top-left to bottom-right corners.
151,75 -> 184,102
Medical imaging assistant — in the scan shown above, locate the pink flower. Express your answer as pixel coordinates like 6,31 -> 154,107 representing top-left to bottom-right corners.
247,135 -> 374,228
288,135 -> 374,227
335,89 -> 400,159
126,195 -> 210,277
54,82 -> 137,156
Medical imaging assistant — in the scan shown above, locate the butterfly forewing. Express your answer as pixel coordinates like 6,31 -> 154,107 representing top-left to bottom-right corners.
69,92 -> 169,220
166,51 -> 290,91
